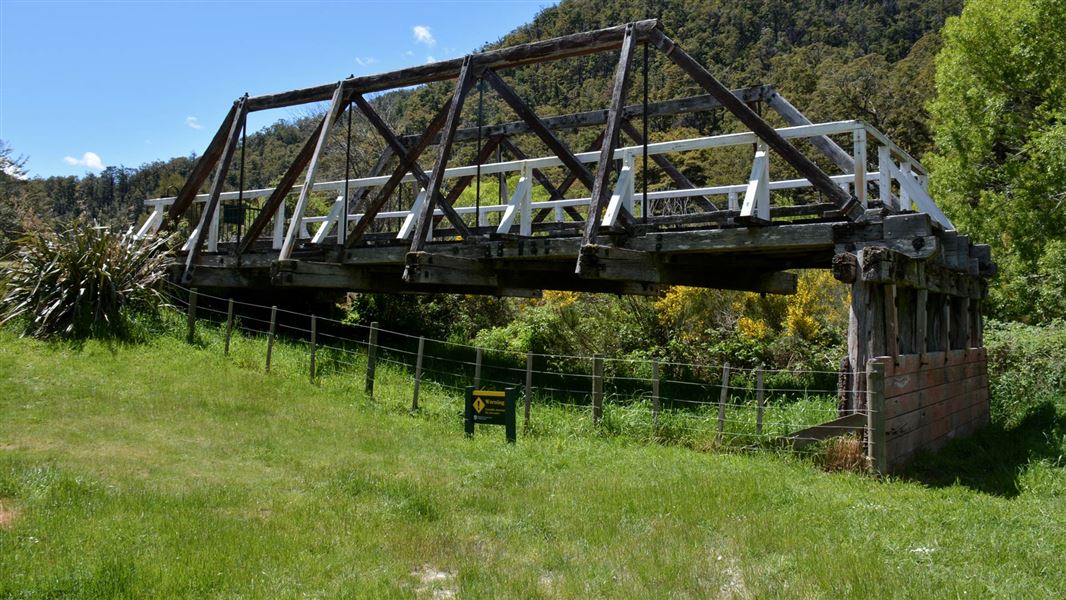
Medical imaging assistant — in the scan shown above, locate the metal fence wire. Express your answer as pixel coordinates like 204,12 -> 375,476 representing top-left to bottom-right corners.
162,281 -> 871,453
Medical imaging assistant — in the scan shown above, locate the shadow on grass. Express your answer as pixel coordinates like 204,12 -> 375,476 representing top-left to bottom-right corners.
900,401 -> 1066,497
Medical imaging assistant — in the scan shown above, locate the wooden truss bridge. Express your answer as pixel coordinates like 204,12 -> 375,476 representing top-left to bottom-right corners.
140,20 -> 994,424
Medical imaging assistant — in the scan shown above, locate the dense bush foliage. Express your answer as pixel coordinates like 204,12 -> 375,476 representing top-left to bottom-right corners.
984,320 -> 1066,426
469,271 -> 848,373
928,0 -> 1066,322
0,224 -> 169,339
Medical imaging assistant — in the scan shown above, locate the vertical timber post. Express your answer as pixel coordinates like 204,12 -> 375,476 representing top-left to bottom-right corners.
916,288 -> 928,362
474,348 -> 483,388
366,321 -> 379,396
524,351 -> 533,430
884,284 -> 899,359
651,358 -> 661,431
412,336 -> 425,411
265,305 -> 277,373
755,367 -> 765,436
866,359 -> 887,474
186,288 -> 198,344
224,298 -> 234,355
717,363 -> 731,440
309,315 -> 317,384
592,354 -> 604,425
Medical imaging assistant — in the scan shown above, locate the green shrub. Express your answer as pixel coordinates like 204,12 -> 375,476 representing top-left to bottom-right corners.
0,223 -> 170,339
985,319 -> 1066,425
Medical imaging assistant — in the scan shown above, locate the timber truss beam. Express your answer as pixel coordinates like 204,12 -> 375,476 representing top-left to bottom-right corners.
160,19 -> 971,300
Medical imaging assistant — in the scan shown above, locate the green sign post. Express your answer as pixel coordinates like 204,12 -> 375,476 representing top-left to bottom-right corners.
465,386 -> 517,443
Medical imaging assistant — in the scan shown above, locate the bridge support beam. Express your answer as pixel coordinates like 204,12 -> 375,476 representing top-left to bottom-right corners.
832,231 -> 990,414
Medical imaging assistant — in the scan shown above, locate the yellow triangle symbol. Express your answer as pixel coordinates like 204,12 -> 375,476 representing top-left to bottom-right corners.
473,398 -> 486,413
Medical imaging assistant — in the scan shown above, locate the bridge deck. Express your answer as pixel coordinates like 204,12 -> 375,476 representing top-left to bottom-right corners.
172,209 -> 979,299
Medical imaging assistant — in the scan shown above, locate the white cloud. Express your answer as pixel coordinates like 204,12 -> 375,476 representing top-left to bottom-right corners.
425,55 -> 437,64
353,56 -> 377,68
404,50 -> 414,57
63,152 -> 105,171
413,25 -> 435,46
2,163 -> 27,180
185,116 -> 203,130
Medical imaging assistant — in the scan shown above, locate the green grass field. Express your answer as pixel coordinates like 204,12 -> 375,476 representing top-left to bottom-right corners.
1,322 -> 1065,598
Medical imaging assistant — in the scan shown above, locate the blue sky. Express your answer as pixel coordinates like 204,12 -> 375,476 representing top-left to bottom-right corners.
0,0 -> 556,177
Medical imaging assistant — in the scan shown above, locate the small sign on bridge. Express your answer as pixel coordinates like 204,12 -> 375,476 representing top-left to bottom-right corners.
465,387 -> 516,443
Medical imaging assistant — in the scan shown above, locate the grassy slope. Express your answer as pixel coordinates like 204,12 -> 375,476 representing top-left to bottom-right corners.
1,325 -> 1064,598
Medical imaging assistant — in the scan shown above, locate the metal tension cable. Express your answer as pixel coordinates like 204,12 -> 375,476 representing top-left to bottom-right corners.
475,76 -> 485,235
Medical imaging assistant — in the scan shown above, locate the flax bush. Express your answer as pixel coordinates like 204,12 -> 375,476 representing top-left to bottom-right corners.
0,223 -> 170,339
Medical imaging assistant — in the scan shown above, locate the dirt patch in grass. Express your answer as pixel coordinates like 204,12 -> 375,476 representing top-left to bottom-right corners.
411,564 -> 457,599
0,500 -> 17,529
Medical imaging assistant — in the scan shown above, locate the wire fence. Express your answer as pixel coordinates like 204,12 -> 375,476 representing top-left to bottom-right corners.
161,281 -> 869,453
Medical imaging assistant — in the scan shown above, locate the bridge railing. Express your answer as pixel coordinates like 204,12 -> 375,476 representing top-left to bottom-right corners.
136,119 -> 952,253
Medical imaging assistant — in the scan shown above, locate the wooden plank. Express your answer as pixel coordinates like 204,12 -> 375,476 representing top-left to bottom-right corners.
238,118 -> 324,255
401,86 -> 772,146
779,412 -> 868,450
247,20 -> 662,111
165,102 -> 240,226
499,137 -> 584,222
409,57 -> 476,252
437,135 -> 503,222
648,29 -> 863,221
224,297 -> 234,355
592,354 -> 604,424
620,119 -> 717,212
717,363 -> 731,438
310,315 -> 318,383
265,305 -> 277,372
524,351 -> 533,429
884,284 -> 899,358
583,22 -> 637,245
184,98 -> 247,279
186,288 -> 198,343
866,359 -> 888,473
755,367 -> 765,436
366,321 -> 379,395
651,358 -> 661,430
352,93 -> 471,243
412,336 -> 425,410
280,83 -> 349,260
847,251 -> 869,410
474,348 -> 483,388
765,90 -> 855,174
482,68 -> 596,192
345,98 -> 452,247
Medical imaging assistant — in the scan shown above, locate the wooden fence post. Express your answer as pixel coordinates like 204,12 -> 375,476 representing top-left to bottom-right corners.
755,366 -> 765,436
717,362 -> 731,439
309,315 -> 317,383
592,354 -> 604,424
651,358 -> 661,431
365,321 -> 379,396
223,298 -> 234,355
524,352 -> 534,429
265,305 -> 277,373
474,348 -> 483,388
866,359 -> 887,474
186,288 -> 198,344
412,336 -> 425,411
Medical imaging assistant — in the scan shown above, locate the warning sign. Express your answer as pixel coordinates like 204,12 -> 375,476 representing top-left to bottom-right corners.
465,387 -> 516,443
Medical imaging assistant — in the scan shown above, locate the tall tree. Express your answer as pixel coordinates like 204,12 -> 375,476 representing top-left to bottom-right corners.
927,0 -> 1066,321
